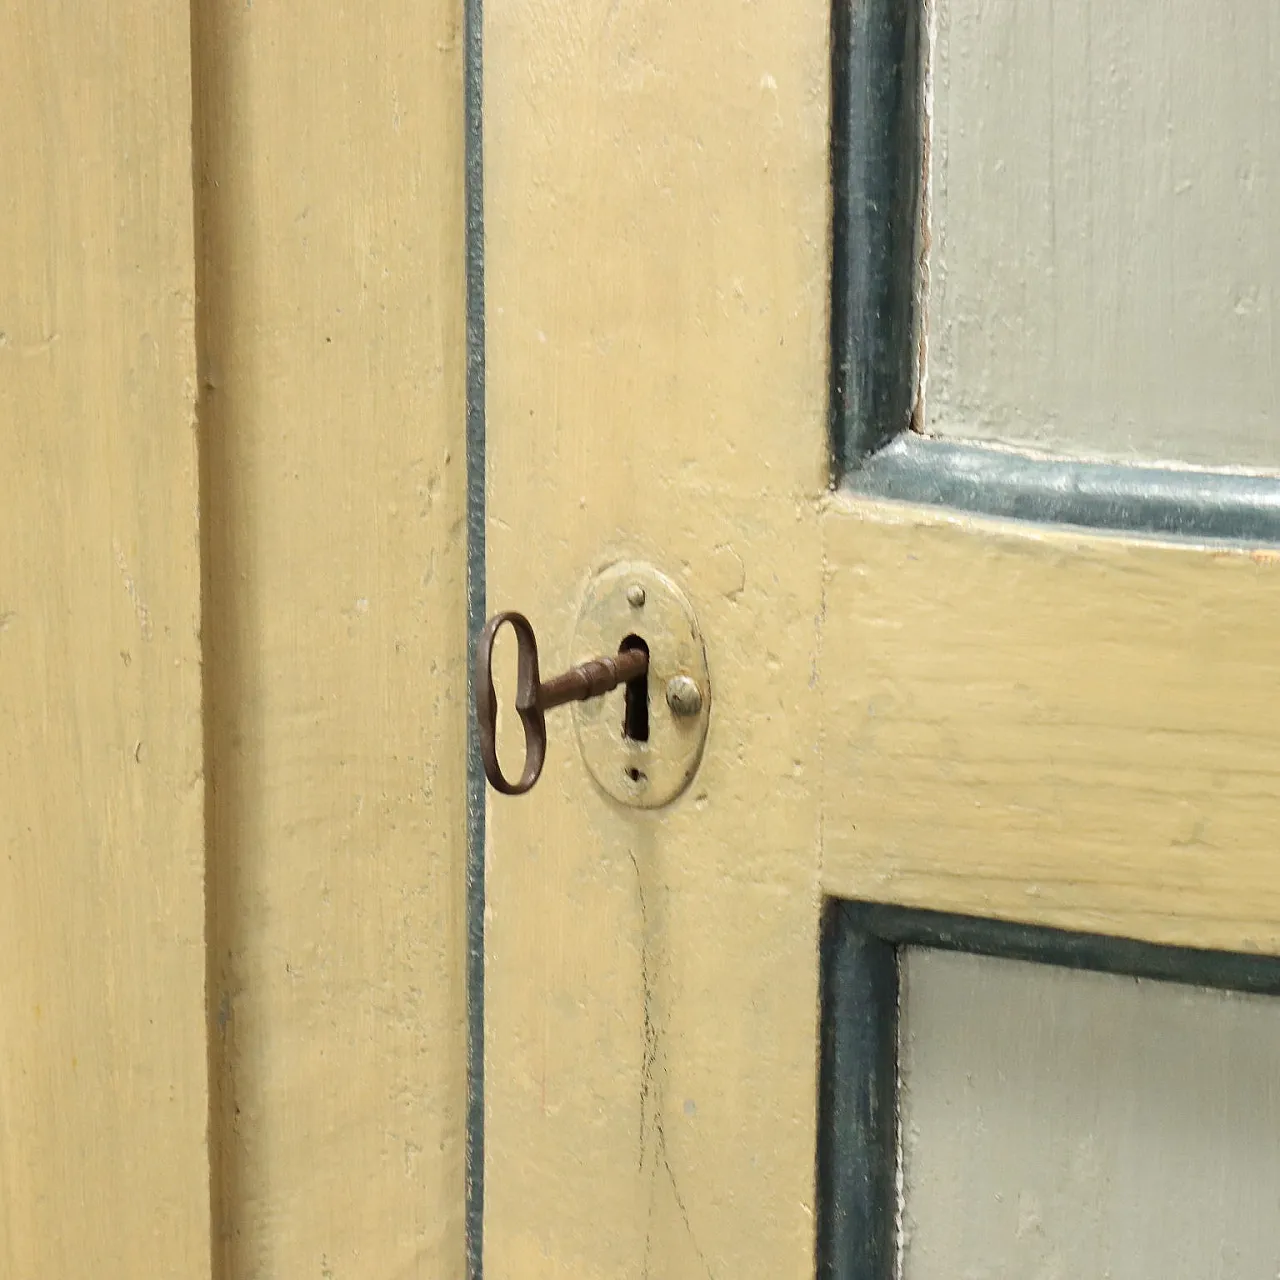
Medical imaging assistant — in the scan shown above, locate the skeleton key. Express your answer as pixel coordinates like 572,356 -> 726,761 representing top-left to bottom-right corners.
475,611 -> 649,795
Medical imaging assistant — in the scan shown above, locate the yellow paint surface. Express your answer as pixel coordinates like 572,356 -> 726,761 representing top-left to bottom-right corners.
194,0 -> 468,1274
484,0 -> 1280,1273
484,0 -> 830,1274
0,3 -> 209,1274
822,498 -> 1280,953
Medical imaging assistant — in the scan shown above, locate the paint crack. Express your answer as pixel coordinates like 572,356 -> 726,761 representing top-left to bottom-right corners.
631,850 -> 716,1280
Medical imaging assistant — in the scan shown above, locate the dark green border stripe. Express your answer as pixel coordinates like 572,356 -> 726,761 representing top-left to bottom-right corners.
819,898 -> 1280,1275
463,0 -> 486,1272
850,435 -> 1280,544
829,0 -> 923,474
829,6 -> 1280,540
816,902 -> 898,1280
845,899 -> 1280,997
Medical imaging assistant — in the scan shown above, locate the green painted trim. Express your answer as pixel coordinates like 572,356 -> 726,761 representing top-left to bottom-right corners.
848,899 -> 1280,996
818,898 -> 1280,1278
828,3 -> 1280,541
817,902 -> 898,1280
850,435 -> 1280,545
829,0 -> 922,473
463,0 -> 486,1271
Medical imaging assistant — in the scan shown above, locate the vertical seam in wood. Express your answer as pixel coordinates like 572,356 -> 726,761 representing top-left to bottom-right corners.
189,3 -> 234,1273
464,0 -> 487,1272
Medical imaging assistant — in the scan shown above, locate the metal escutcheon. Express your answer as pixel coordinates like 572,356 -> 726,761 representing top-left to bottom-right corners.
572,561 -> 710,809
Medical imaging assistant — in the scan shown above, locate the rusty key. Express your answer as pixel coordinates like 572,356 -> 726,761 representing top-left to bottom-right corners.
476,611 -> 649,795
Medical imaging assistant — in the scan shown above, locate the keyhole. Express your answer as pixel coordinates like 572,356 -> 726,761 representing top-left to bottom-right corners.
620,634 -> 650,743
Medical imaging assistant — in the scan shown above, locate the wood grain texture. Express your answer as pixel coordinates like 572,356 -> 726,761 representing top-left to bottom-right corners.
0,3 -> 209,1275
483,0 -> 831,1274
925,0 -> 1280,469
822,496 -> 1280,954
193,1 -> 468,1274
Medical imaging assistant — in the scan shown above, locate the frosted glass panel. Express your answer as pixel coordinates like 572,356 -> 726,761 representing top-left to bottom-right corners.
900,949 -> 1280,1278
926,0 -> 1280,470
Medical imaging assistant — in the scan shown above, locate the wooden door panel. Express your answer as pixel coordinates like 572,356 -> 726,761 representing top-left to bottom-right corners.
193,0 -> 470,1274
483,0 -> 829,1275
899,948 -> 1280,1277
480,0 -> 1280,1275
0,4 -> 208,1273
821,498 -> 1280,952
927,0 -> 1280,468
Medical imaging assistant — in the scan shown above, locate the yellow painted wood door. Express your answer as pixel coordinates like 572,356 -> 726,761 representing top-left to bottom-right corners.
1,6 -> 210,1273
4,1 -> 470,1275
480,1 -> 1280,1277
193,1 -> 469,1275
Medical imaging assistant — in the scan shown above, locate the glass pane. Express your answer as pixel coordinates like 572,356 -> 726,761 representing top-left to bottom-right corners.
925,0 -> 1280,471
900,948 -> 1280,1277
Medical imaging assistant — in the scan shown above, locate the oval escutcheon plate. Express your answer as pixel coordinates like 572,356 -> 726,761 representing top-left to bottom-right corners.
572,560 -> 711,808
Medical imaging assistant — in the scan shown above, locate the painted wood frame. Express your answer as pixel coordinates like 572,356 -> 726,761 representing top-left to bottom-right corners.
7,3 -> 470,1272
193,1 -> 470,1274
477,1 -> 1280,1277
0,6 -> 210,1273
833,0 -> 1280,541
817,900 -> 1280,1279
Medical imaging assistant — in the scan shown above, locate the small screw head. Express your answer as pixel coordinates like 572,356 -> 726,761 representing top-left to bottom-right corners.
665,675 -> 703,718
626,583 -> 647,608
